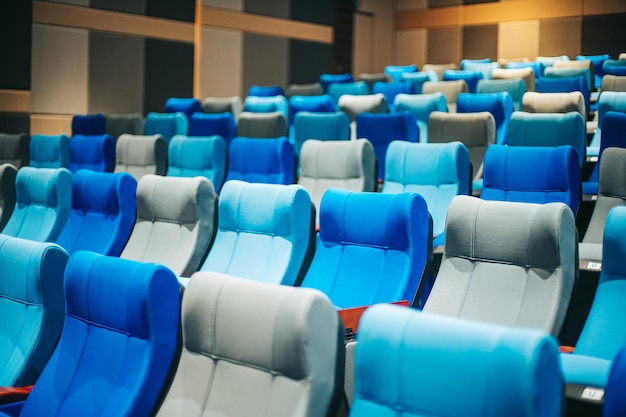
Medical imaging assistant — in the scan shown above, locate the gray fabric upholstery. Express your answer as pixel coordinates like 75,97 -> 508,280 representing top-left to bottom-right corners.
422,63 -> 457,80
105,113 -> 144,139
115,134 -> 168,181
286,83 -> 324,98
554,60 -> 595,89
120,175 -> 216,277
0,133 -> 29,168
202,96 -> 243,118
338,93 -> 388,122
522,91 -> 586,118
424,195 -> 577,336
357,73 -> 392,91
428,111 -> 496,181
298,139 -> 376,223
601,75 -> 626,92
580,148 -> 626,264
236,111 -> 289,138
156,272 -> 343,417
422,80 -> 468,112
0,163 -> 17,231
492,67 -> 536,92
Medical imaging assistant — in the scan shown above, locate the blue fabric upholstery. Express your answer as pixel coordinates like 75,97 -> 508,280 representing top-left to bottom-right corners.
477,78 -> 527,111
68,134 -> 115,173
400,71 -> 438,93
393,93 -> 447,143
293,112 -> 351,157
165,97 -> 203,119
462,61 -> 501,79
288,94 -> 336,125
0,236 -> 68,386
29,134 -> 70,169
536,55 -> 570,67
167,135 -> 227,192
536,76 -> 590,119
247,85 -> 285,97
301,189 -> 431,308
442,69 -> 484,93
3,167 -> 72,242
506,60 -> 545,78
227,137 -> 295,185
4,251 -> 180,417
144,112 -> 189,143
352,304 -> 563,417
602,60 -> 626,77
507,111 -> 586,167
327,81 -> 369,104
384,64 -> 418,82
188,112 -> 236,144
200,180 -> 313,286
604,347 -> 626,417
55,170 -> 137,256
587,92 -> 626,157
460,57 -> 491,69
545,66 -> 593,95
481,145 -> 580,215
576,54 -> 610,89
356,112 -> 418,179
319,73 -> 354,93
457,92 -> 514,145
71,114 -> 106,136
584,111 -> 626,195
371,81 -> 416,111
383,141 -> 470,240
243,95 -> 289,118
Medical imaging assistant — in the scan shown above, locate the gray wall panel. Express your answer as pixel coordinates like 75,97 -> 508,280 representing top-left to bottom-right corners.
243,33 -> 289,95
244,0 -> 289,19
428,27 -> 462,65
90,0 -> 146,15
463,24 -> 498,61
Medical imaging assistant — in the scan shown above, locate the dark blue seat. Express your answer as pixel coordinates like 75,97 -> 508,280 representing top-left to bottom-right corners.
227,137 -> 295,185
165,97 -> 203,120
188,112 -> 236,145
71,113 -> 106,136
68,134 -> 115,173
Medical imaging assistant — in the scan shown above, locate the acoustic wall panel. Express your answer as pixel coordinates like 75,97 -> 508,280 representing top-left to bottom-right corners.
463,24 -> 498,61
0,113 -> 30,135
582,13 -> 626,59
429,0 -> 462,7
0,0 -> 31,90
394,29 -> 427,68
289,40 -> 332,85
31,24 -> 89,115
244,0 -> 290,19
43,0 -> 89,6
146,0 -> 195,22
88,31 -> 144,115
428,27 -> 462,65
498,20 -> 539,61
90,0 -> 146,15
202,0 -> 243,10
291,0 -> 332,25
242,33 -> 289,94
539,17 -> 581,59
198,27 -> 243,99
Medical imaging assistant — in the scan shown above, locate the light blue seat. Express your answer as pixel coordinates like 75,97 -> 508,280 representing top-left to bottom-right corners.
243,95 -> 289,118
462,61 -> 501,79
577,54 -> 610,89
460,57 -> 491,69
165,97 -> 203,120
68,134 -> 115,173
227,137 -> 295,185
300,189 -> 431,308
393,93 -> 447,143
188,112 -> 236,145
144,112 -> 189,143
587,92 -> 626,158
288,94 -> 336,125
477,78 -> 526,111
584,111 -> 626,195
167,135 -> 227,192
384,64 -> 417,82
442,69 -> 484,93
536,55 -> 570,67
293,111 -> 351,157
400,70 -> 438,93
29,134 -> 70,169
457,92 -> 514,145
199,180 -> 313,286
3,167 -> 72,242
327,81 -> 369,104
319,73 -> 354,93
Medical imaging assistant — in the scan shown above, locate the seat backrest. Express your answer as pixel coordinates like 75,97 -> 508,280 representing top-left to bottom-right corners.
384,64 -> 418,82
288,94 -> 336,125
382,141 -> 470,237
536,55 -> 570,66
298,139 -> 376,221
71,113 -> 106,136
243,95 -> 289,117
68,134 -> 115,173
442,69 -> 484,93
422,63 -> 457,80
536,76 -> 590,118
422,80 -> 469,111
236,111 -> 289,138
301,189 -> 432,308
493,66 -> 536,91
601,75 -> 626,92
393,92 -> 448,143
424,195 -> 577,336
227,137 -> 295,185
120,174 -> 216,277
144,112 -> 189,143
114,134 -> 168,181
0,163 -> 17,230
319,73 -> 354,93
328,81 -> 369,103
29,134 -> 70,169
338,93 -> 388,122
0,235 -> 68,387
105,113 -> 144,139
156,272 -> 343,417
576,54 -> 609,89
248,85 -> 285,97
462,61 -> 501,79
522,91 -> 586,118
353,304 -> 563,417
202,96 -> 243,118
188,112 -> 236,144
603,60 -> 626,77
3,167 -> 72,242
400,70 -> 438,93
55,170 -> 137,256
357,72 -> 392,91
428,111 -> 496,181
460,57 -> 491,69
457,92 -> 514,145
0,133 -> 29,168
554,59 -> 595,91
200,180 -> 313,286
285,82 -> 324,98
481,145 -> 581,215
546,66 -> 592,94
18,251 -> 180,417
167,134 -> 226,192
371,81 -> 417,109
293,111 -> 351,156
507,111 -> 586,167
477,78 -> 526,111
165,97 -> 203,119
588,92 -> 626,154
605,346 -> 626,417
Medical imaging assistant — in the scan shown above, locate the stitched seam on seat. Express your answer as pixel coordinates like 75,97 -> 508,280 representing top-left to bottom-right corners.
456,204 -> 480,317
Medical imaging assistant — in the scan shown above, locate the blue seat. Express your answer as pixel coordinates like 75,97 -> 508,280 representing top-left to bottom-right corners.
243,95 -> 289,118
462,61 -> 501,79
393,93 -> 447,143
481,145 -> 581,215
199,180 -> 313,286
457,92 -> 514,145
371,81 -> 416,111
247,85 -> 285,97
71,113 -> 106,136
165,97 -> 203,120
605,346 -> 626,417
144,112 -> 189,143
584,111 -> 626,195
319,73 -> 354,93
356,112 -> 418,180
548,63 -> 594,93
68,134 -> 115,173
602,60 -> 626,77
327,81 -> 369,104
29,134 -> 70,169
351,304 -> 563,417
400,70 -> 438,93
3,167 -> 72,242
55,170 -> 137,256
382,141 -> 470,247
507,111 -> 586,168
384,64 -> 417,82
536,76 -> 590,119
587,92 -> 626,158
288,94 -> 336,125
293,111 -> 351,157
227,137 -> 295,185
188,112 -> 236,144
460,57 -> 491,69
0,251 -> 180,417
536,54 -> 570,67
442,69 -> 484,93
477,78 -> 526,111
576,54 -> 610,89
167,135 -> 227,192
0,236 -> 68,387
301,189 -> 431,308
506,60 -> 545,79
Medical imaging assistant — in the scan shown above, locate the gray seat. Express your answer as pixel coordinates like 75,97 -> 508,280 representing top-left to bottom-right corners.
0,133 -> 29,168
492,67 -> 536,92
120,174 -> 216,277
338,93 -> 388,122
155,272 -> 344,417
0,163 -> 17,231
236,111 -> 288,138
601,75 -> 626,92
115,134 -> 168,181
285,82 -> 324,98
357,73 -> 392,91
423,195 -> 577,336
105,113 -> 144,140
579,147 -> 626,270
422,80 -> 468,112
202,96 -> 243,118
422,63 -> 457,80
522,91 -> 586,118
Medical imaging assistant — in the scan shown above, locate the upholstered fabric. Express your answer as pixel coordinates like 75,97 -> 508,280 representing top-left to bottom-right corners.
422,63 -> 457,80
442,69 -> 484,93
422,80 -> 469,112
288,94 -> 336,125
460,57 -> 491,69
477,78 -> 526,111
319,73 -> 354,93
285,82 -> 324,98
603,60 -> 626,77
383,141 -> 470,239
584,111 -> 626,195
188,112 -> 236,144
507,111 -> 586,167
121,174 -> 216,277
604,347 -> 626,417
293,111 -> 351,157
68,134 -> 115,173
165,97 -> 203,119
236,112 -> 289,138
576,54 -> 609,89
144,112 -> 189,143
384,64 -> 417,82
356,112 -> 418,180
0,164 -> 17,231
587,91 -> 626,157
156,272 -> 343,417
105,113 -> 144,139
243,95 -> 289,118
168,135 -> 227,192
247,85 -> 285,97
298,139 -> 375,222
553,60 -> 595,91
29,134 -> 70,169
371,81 -> 416,110
338,93 -> 388,122
0,235 -> 68,386
352,304 -> 563,417
227,137 -> 295,185
301,189 -> 432,308
424,195 -> 576,336
481,145 -> 581,215
3,167 -> 72,242
601,75 -> 626,92
457,92 -> 514,145
71,113 -> 106,136
202,96 -> 243,118
493,67 -> 537,91
393,93 -> 447,143
55,170 -> 137,256
536,76 -> 590,120
462,61 -> 501,79
200,180 -> 312,286
357,73 -> 392,91
522,91 -> 586,118
0,133 -> 29,168
114,134 -> 168,181
10,251 -> 180,417
400,71 -> 438,94
328,82 -> 369,104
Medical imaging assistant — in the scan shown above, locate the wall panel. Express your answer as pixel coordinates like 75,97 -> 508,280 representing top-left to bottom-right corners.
242,33 -> 289,93
539,17 -> 581,58
394,29 -> 428,68
0,0 -> 32,90
289,40 -> 332,85
463,24 -> 498,60
428,27 -> 462,64
198,27 -> 243,98
498,20 -> 539,60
